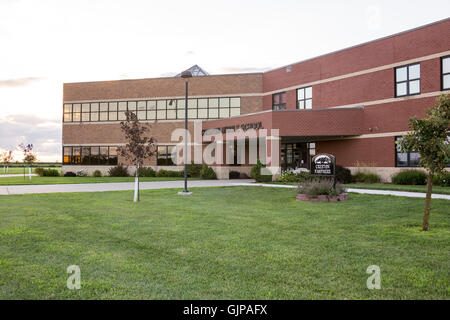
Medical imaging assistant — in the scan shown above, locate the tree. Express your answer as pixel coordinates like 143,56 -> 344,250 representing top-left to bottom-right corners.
1,150 -> 14,173
117,111 -> 156,202
19,143 -> 37,165
398,94 -> 450,231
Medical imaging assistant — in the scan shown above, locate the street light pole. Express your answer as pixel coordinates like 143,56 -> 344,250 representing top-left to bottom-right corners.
179,71 -> 192,195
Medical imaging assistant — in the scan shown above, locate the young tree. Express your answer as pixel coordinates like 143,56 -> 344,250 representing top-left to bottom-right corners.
398,94 -> 450,231
19,143 -> 37,165
1,150 -> 14,173
117,111 -> 156,202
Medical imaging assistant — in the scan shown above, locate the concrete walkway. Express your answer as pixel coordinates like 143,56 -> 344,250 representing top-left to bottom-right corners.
0,179 -> 449,200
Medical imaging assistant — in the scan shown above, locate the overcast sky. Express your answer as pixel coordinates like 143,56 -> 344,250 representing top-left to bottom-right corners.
0,0 -> 449,162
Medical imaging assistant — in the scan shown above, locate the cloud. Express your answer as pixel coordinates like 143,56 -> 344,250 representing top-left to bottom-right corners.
0,114 -> 61,162
0,77 -> 45,88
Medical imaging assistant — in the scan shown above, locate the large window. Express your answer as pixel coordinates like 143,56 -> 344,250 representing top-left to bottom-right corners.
272,92 -> 286,110
63,97 -> 240,123
442,56 -> 450,91
297,86 -> 312,109
63,146 -> 119,165
157,145 -> 176,166
395,137 -> 420,167
395,63 -> 420,97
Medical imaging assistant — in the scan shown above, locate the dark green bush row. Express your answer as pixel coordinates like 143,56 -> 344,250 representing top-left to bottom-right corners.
250,160 -> 272,182
335,165 -> 352,184
138,167 -> 156,177
93,170 -> 102,177
352,171 -> 381,184
297,179 -> 346,197
35,167 -> 59,177
433,171 -> 450,187
187,164 -> 203,177
64,171 -> 76,177
200,164 -> 216,179
108,165 -> 130,177
156,169 -> 184,177
391,169 -> 427,185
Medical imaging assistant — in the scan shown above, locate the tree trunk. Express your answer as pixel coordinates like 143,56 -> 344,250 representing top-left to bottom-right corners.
422,173 -> 433,231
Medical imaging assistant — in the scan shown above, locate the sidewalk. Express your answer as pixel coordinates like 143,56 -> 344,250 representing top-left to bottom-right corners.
0,179 -> 449,200
0,174 -> 37,178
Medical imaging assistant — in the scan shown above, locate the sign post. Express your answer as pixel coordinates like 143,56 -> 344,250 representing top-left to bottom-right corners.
310,153 -> 336,187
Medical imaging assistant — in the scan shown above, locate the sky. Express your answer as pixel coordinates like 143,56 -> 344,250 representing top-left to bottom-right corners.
0,0 -> 449,162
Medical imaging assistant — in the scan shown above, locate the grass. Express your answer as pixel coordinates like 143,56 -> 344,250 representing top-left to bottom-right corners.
0,167 -> 61,175
345,183 -> 450,195
0,176 -> 197,185
0,186 -> 449,299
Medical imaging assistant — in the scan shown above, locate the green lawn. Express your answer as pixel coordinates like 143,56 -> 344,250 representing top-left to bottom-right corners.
0,167 -> 61,175
0,186 -> 448,299
345,183 -> 450,195
0,176 -> 195,185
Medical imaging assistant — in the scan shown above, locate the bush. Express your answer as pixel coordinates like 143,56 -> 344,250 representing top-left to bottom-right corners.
392,169 -> 427,185
250,160 -> 273,182
277,173 -> 298,183
229,171 -> 241,179
93,170 -> 102,177
187,163 -> 203,177
64,171 -> 76,177
108,165 -> 129,177
34,167 -> 45,176
352,171 -> 381,184
138,166 -> 155,177
297,179 -> 346,198
433,171 -> 450,187
76,170 -> 87,177
200,164 -> 216,179
335,165 -> 352,184
156,169 -> 184,177
43,168 -> 60,177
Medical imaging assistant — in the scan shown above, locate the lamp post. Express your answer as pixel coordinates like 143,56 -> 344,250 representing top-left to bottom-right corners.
179,70 -> 193,195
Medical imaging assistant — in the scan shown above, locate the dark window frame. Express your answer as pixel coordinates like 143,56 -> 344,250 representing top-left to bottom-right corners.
441,55 -> 450,91
395,63 -> 421,97
272,92 -> 286,111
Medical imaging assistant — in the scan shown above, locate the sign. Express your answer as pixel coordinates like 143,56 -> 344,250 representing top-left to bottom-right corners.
202,122 -> 263,135
311,153 -> 335,176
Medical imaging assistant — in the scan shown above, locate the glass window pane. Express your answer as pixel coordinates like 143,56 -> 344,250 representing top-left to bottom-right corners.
100,112 -> 108,121
208,98 -> 218,108
396,82 -> 407,96
73,113 -> 81,121
100,102 -> 108,111
99,147 -> 108,165
198,98 -> 208,108
305,87 -> 312,99
109,147 -> 118,165
147,110 -> 156,120
167,110 -> 176,119
230,108 -> 240,117
82,103 -> 90,112
177,99 -> 185,109
91,112 -> 99,122
138,110 -> 146,120
443,57 -> 450,74
128,101 -> 136,111
91,103 -> 99,112
72,147 -> 81,164
167,99 -> 176,109
177,109 -> 185,119
118,111 -> 126,121
137,101 -> 146,110
63,147 -> 71,164
396,153 -> 408,166
443,74 -> 450,90
187,109 -> 196,118
219,108 -> 229,118
409,80 -> 420,94
281,93 -> 286,103
82,113 -> 90,122
198,108 -> 207,118
297,88 -> 304,100
230,97 -> 240,108
64,113 -> 72,122
81,147 -> 90,164
109,111 -> 117,121
90,147 -> 99,165
298,100 -> 305,109
73,103 -> 81,112
64,104 -> 72,113
305,99 -> 312,109
167,146 -> 175,165
147,100 -> 156,110
157,100 -> 166,110
408,64 -> 420,80
118,101 -> 127,111
157,110 -> 166,119
188,99 -> 197,109
396,67 -> 407,82
109,102 -> 117,111
209,108 -> 218,118
157,146 -> 167,165
409,152 -> 420,167
219,98 -> 229,108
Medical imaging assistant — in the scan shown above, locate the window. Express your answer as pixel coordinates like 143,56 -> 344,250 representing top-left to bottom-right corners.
157,145 -> 176,166
442,56 -> 450,90
62,146 -> 119,165
395,137 -> 420,167
272,92 -> 286,110
297,86 -> 312,109
63,147 -> 72,164
395,63 -> 420,97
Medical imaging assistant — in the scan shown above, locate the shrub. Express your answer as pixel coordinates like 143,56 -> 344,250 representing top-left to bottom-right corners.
43,168 -> 60,177
297,179 -> 346,198
76,170 -> 87,177
93,170 -> 102,177
250,160 -> 273,182
138,166 -> 155,177
200,164 -> 216,179
277,173 -> 298,183
335,165 -> 352,184
229,171 -> 241,179
156,169 -> 168,177
392,169 -> 427,185
64,171 -> 76,177
187,163 -> 203,177
432,171 -> 450,187
34,167 -> 45,176
352,171 -> 381,184
108,165 -> 129,177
